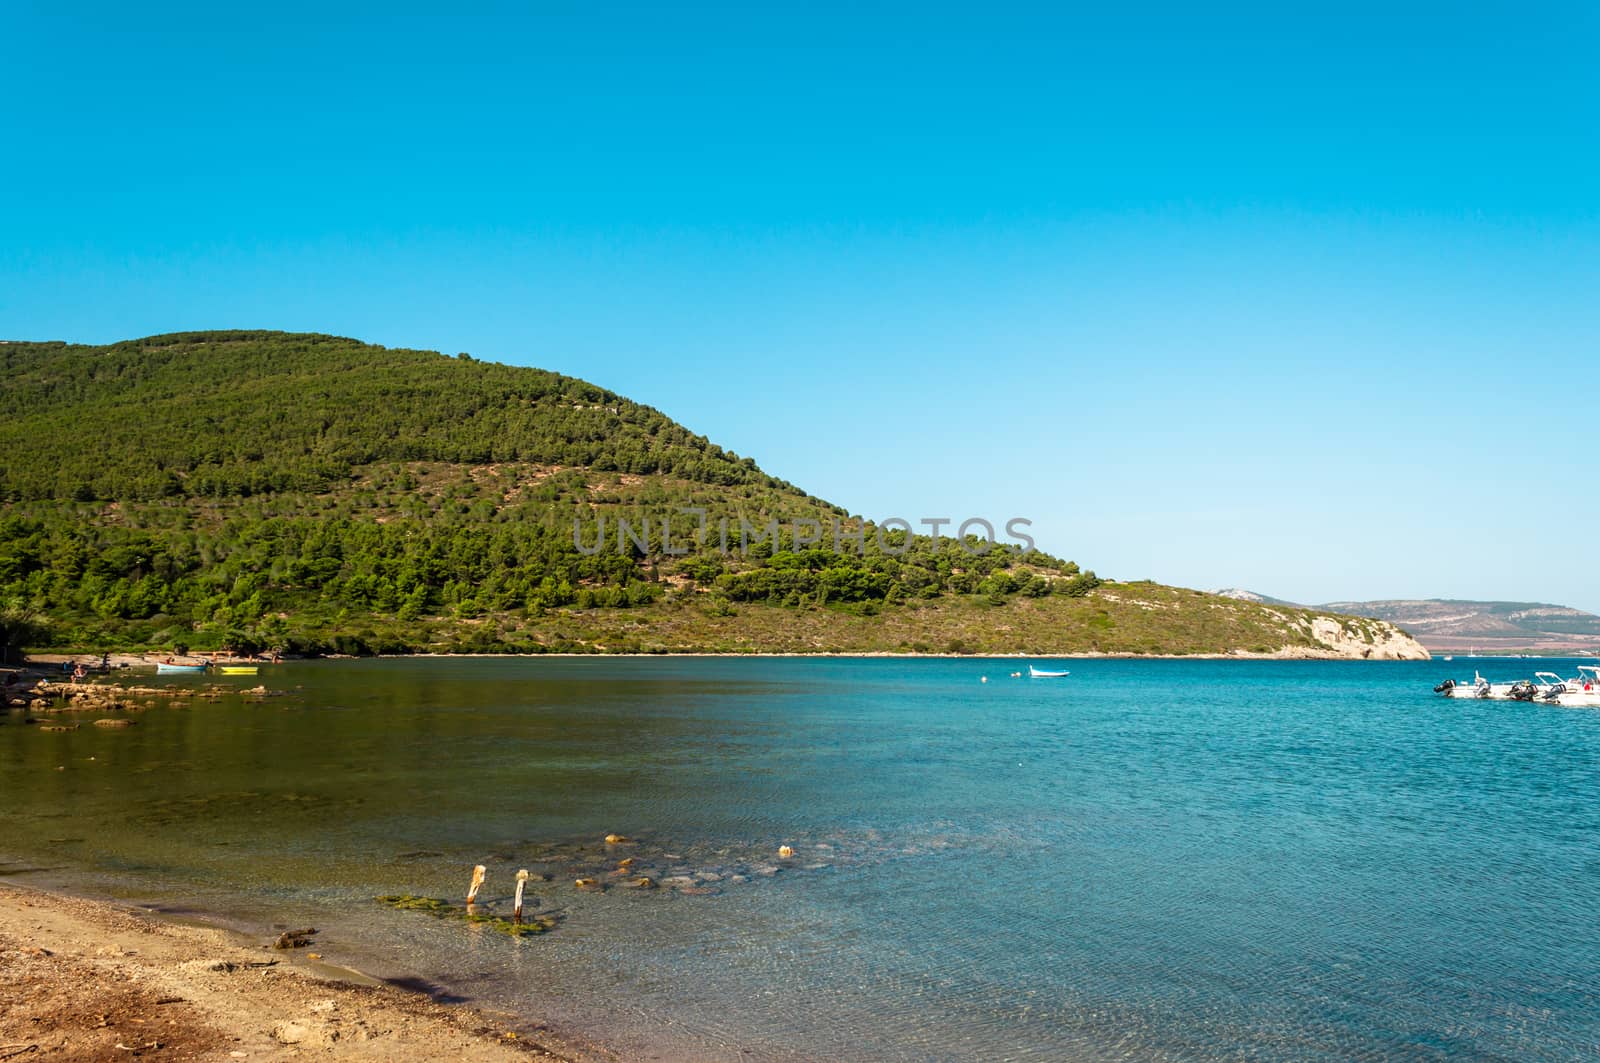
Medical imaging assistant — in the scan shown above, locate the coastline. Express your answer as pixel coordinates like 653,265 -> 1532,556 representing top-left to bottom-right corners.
23,646 -> 1431,668
0,881 -> 610,1061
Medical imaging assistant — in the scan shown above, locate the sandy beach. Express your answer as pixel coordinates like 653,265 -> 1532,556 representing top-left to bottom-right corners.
0,884 -> 608,1062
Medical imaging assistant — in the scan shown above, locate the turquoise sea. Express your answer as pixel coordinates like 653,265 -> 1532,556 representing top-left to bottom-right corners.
3,657 -> 1599,1060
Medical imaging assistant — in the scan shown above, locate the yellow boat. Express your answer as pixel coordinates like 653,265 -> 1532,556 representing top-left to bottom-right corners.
219,665 -> 259,675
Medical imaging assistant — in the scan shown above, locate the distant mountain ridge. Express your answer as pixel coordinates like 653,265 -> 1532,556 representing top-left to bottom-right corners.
1321,599 -> 1600,656
1216,590 -> 1600,655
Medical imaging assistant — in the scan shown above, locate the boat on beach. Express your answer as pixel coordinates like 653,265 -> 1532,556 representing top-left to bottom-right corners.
1028,665 -> 1070,678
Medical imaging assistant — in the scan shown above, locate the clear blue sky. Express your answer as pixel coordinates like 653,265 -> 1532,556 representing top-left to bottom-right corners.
5,3 -> 1598,610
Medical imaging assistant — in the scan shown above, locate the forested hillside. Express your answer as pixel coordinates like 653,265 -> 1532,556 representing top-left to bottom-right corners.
0,331 -> 1421,657
0,331 -> 801,501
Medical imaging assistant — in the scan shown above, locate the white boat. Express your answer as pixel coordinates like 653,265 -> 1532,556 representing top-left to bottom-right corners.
1554,666 -> 1600,708
1435,671 -> 1517,700
1028,665 -> 1070,678
1531,671 -> 1571,701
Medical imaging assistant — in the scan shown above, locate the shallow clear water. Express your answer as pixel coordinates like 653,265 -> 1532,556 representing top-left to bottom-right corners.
4,657 -> 1599,1060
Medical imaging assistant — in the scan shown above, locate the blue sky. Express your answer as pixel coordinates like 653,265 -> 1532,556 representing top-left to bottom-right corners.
4,3 -> 1598,609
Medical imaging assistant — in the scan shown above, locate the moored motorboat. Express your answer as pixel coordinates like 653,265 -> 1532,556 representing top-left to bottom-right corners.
1554,666 -> 1600,708
1434,671 -> 1518,699
1435,667 -> 1600,705
1531,671 -> 1575,703
1028,665 -> 1070,678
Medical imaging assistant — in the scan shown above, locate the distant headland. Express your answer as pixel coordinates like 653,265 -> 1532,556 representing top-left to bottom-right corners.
1218,589 -> 1600,657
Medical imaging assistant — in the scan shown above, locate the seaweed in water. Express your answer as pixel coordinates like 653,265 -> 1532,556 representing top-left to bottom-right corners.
376,894 -> 454,914
375,894 -> 556,937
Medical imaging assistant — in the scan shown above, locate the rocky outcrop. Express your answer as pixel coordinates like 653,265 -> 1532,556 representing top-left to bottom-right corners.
1268,612 -> 1429,660
1305,615 -> 1429,659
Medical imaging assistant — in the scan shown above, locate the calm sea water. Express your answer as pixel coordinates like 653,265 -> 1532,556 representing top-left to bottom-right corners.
4,657 -> 1599,1060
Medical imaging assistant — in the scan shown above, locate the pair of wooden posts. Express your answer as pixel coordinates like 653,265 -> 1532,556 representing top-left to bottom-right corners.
466,864 -> 532,924
466,841 -> 798,920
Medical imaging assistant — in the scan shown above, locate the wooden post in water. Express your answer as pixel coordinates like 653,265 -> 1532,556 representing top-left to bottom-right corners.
514,869 -> 529,924
467,864 -> 487,905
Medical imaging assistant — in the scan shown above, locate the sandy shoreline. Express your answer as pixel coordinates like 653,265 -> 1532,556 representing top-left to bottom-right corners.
0,883 -> 610,1061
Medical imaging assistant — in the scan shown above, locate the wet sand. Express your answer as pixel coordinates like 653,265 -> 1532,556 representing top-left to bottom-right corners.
0,884 -> 610,1062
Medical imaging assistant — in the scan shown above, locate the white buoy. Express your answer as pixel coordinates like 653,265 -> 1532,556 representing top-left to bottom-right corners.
513,869 -> 529,924
466,864 -> 487,905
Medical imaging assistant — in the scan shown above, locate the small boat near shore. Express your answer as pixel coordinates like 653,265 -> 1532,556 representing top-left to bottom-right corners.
156,661 -> 208,674
1028,665 -> 1070,678
218,665 -> 259,675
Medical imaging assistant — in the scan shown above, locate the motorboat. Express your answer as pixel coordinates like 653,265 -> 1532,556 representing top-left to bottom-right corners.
1434,671 -> 1514,699
1554,666 -> 1600,708
1527,671 -> 1584,703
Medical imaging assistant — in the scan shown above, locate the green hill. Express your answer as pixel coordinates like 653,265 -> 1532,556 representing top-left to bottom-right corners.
0,331 -> 1426,659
